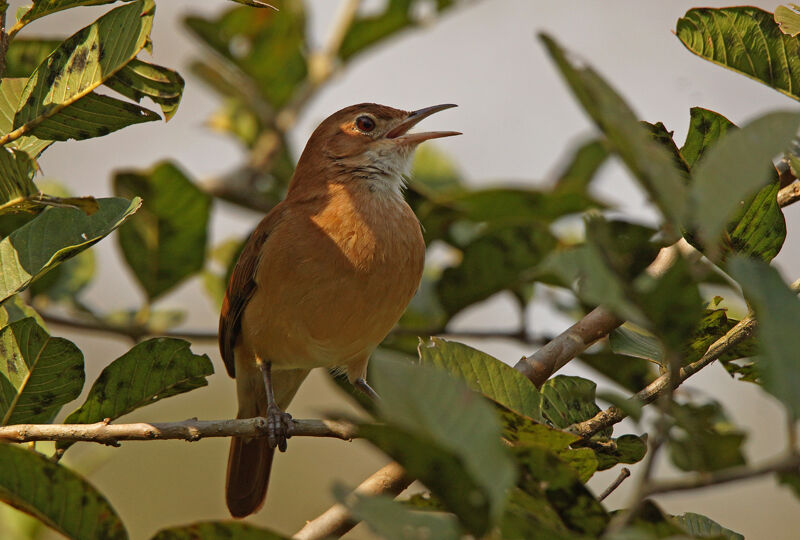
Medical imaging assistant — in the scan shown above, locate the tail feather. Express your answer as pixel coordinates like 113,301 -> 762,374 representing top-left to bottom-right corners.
225,367 -> 309,517
226,432 -> 274,517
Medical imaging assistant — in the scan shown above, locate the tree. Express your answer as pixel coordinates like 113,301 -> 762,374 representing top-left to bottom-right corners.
0,1 -> 799,539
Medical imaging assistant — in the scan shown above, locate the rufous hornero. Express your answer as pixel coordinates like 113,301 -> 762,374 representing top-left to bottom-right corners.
219,103 -> 460,517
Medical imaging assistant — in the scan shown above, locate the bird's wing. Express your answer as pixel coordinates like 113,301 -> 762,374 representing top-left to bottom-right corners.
219,206 -> 285,377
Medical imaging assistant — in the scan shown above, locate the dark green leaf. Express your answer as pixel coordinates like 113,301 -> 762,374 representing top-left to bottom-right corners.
0,197 -> 140,303
4,39 -> 61,78
58,338 -> 212,453
0,444 -> 126,539
677,7 -> 800,102
0,147 -> 37,213
12,0 -> 156,144
608,500 -> 690,539
30,250 -> 95,303
777,470 -> 800,498
152,521 -> 286,540
333,485 -> 462,540
500,487 -> 577,539
226,0 -> 276,8
540,33 -> 688,228
339,0 -> 460,61
114,162 -> 211,300
728,256 -> 800,418
185,1 -> 306,109
0,295 -> 45,327
105,58 -> 185,121
585,216 -> 661,282
18,1 -> 128,26
499,410 -> 597,482
673,512 -> 744,540
418,337 -> 544,421
540,375 -> 609,436
669,402 -> 746,472
0,317 -> 84,425
515,444 -> 609,536
592,434 -> 647,471
680,107 -> 735,168
437,223 -> 557,316
367,358 -> 516,535
689,111 -> 799,256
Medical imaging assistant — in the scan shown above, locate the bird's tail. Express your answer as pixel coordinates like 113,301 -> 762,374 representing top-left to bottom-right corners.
226,367 -> 309,517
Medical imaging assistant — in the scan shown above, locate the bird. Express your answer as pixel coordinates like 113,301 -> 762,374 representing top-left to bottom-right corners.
219,102 -> 460,518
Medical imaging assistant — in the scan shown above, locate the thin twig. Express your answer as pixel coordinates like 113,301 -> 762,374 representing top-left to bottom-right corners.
644,453 -> 800,496
0,2 -> 8,79
0,418 -> 359,445
598,467 -> 631,501
292,462 -> 411,540
570,314 -> 757,438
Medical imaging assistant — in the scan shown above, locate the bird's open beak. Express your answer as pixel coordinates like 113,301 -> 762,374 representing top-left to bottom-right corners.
385,104 -> 461,144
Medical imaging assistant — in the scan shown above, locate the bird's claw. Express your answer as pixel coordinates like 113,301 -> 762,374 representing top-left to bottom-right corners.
266,405 -> 293,452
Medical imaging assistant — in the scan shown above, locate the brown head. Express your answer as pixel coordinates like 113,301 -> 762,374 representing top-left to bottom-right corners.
288,103 -> 459,195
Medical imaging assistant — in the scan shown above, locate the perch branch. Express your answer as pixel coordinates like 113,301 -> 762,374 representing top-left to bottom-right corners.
0,418 -> 359,445
293,462 -> 411,540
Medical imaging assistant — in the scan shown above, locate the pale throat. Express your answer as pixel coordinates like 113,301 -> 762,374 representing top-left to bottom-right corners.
363,145 -> 414,200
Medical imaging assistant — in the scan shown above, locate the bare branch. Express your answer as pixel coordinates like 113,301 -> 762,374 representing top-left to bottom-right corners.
570,315 -> 757,438
644,453 -> 800,496
0,418 -> 359,445
778,180 -> 800,207
598,467 -> 631,501
293,462 -> 411,540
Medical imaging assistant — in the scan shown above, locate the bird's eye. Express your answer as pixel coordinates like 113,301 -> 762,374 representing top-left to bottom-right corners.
355,115 -> 376,133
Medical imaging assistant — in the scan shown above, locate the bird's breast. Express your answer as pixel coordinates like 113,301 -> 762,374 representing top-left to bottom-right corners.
240,182 -> 425,369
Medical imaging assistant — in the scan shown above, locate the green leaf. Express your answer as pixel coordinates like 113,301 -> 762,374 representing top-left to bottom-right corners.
500,487 -> 576,539
0,317 -> 84,425
540,375 -> 609,436
0,295 -> 45,327
677,7 -> 800,102
593,433 -> 647,471
333,485 -> 462,540
185,1 -> 306,109
437,223 -> 557,316
669,402 -> 746,472
680,107 -> 735,168
30,249 -> 95,303
114,162 -> 211,300
0,78 -> 51,158
515,444 -> 609,536
540,33 -> 688,228
0,444 -> 126,540
608,500 -> 692,539
104,58 -> 185,121
366,358 -> 517,535
418,337 -> 544,421
0,147 -> 37,213
554,138 -> 610,194
57,338 -> 212,453
728,256 -> 800,418
499,410 -> 597,482
0,196 -> 141,303
152,521 -> 286,540
777,470 -> 800,498
339,0 -> 460,62
11,0 -> 155,144
597,390 -> 643,422
17,1 -> 129,27
410,144 -> 463,195
673,512 -> 744,540
5,39 -> 62,78
226,0 -> 276,8
689,111 -> 800,256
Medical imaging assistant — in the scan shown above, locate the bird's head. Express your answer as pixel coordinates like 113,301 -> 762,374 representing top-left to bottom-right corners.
290,103 -> 460,195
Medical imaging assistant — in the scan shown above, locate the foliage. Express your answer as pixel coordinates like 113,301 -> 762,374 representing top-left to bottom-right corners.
0,1 -> 798,539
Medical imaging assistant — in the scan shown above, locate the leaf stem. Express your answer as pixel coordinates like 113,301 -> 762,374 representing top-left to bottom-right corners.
598,467 -> 631,501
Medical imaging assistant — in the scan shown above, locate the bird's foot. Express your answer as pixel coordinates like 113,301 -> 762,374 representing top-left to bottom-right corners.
266,405 -> 293,452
